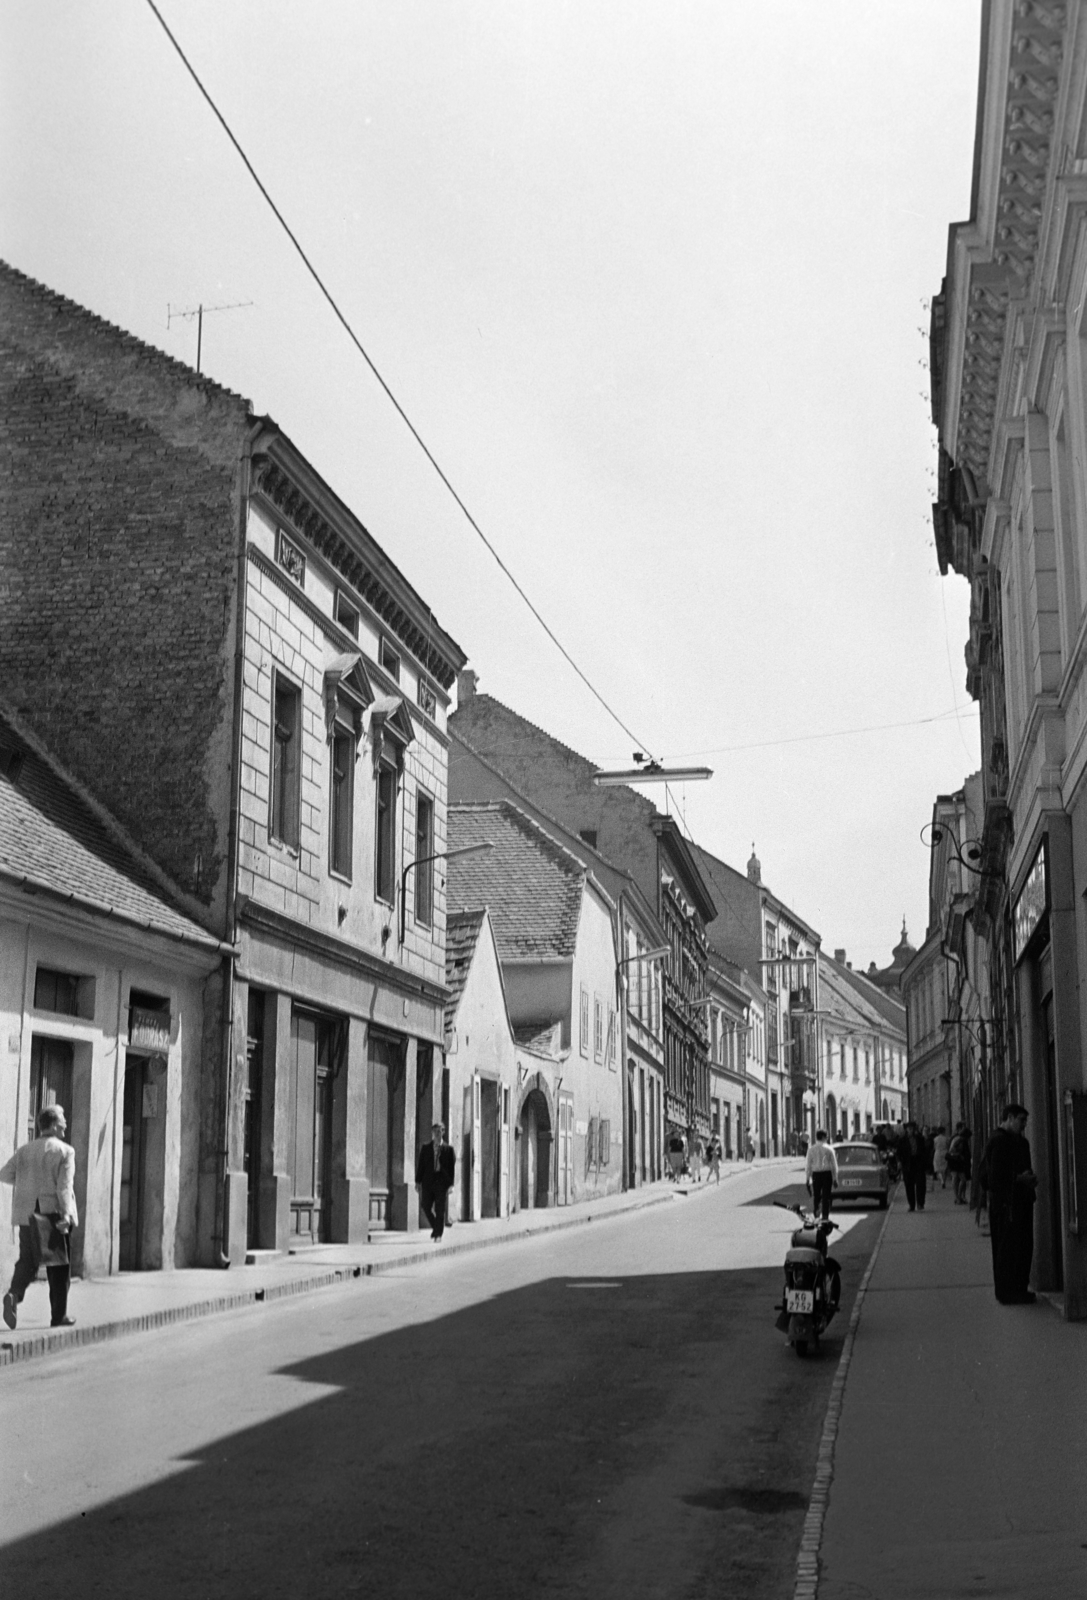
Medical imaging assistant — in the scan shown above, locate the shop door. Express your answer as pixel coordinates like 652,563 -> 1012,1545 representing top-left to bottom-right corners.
119,1054 -> 150,1270
289,1012 -> 333,1243
367,1033 -> 399,1230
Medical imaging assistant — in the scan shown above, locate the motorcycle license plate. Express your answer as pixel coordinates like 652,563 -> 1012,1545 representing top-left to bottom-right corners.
785,1289 -> 814,1313
841,1178 -> 862,1187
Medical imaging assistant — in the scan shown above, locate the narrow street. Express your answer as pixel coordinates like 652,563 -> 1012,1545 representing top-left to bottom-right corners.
0,1165 -> 884,1600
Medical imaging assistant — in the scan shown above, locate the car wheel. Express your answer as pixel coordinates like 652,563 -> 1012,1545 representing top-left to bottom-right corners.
878,1194 -> 888,1209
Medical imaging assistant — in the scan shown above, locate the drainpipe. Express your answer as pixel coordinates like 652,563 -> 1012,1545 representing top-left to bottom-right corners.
214,424 -> 260,1267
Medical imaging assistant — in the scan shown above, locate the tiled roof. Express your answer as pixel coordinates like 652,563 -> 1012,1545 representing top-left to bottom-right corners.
819,954 -> 905,1040
447,802 -> 587,961
0,708 -> 223,951
444,909 -> 487,1033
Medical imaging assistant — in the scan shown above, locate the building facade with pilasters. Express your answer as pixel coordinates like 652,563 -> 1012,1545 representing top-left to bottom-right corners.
930,0 -> 1087,1315
0,262 -> 465,1265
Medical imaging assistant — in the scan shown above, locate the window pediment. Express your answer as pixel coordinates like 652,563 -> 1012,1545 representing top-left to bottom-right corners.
368,693 -> 415,771
324,651 -> 373,742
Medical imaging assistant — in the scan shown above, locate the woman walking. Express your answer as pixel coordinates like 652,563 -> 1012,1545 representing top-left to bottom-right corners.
933,1126 -> 950,1189
948,1123 -> 971,1204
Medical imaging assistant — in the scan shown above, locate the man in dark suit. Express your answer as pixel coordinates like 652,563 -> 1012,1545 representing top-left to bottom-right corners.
415,1121 -> 456,1241
981,1104 -> 1037,1304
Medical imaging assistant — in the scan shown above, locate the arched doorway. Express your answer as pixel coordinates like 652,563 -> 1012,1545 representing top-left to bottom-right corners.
519,1088 -> 552,1210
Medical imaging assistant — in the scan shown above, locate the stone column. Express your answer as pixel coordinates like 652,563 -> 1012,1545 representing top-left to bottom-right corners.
331,1015 -> 370,1243
388,1035 -> 419,1231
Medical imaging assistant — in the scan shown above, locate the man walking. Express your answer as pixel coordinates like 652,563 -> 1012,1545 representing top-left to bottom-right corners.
805,1129 -> 838,1220
899,1120 -> 928,1212
981,1104 -> 1037,1304
1,1104 -> 78,1329
415,1121 -> 456,1241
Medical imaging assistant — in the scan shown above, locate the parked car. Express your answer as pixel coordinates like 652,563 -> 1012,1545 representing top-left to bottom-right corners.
831,1141 -> 889,1208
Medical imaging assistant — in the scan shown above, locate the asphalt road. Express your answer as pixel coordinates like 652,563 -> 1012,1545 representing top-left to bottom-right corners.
0,1164 -> 885,1600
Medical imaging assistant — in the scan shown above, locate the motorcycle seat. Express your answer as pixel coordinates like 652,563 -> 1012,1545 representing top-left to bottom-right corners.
784,1246 -> 824,1268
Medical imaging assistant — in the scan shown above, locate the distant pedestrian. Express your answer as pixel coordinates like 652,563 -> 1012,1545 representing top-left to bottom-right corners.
922,1124 -> 936,1179
415,1121 -> 456,1241
805,1129 -> 838,1221
745,1137 -> 755,1162
933,1126 -> 950,1188
980,1105 -> 1037,1305
667,1131 -> 686,1182
691,1134 -> 705,1182
899,1121 -> 928,1212
706,1134 -> 722,1184
1,1104 -> 78,1330
947,1123 -> 971,1204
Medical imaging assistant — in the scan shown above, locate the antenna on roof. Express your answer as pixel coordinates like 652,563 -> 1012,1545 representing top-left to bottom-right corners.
167,300 -> 254,373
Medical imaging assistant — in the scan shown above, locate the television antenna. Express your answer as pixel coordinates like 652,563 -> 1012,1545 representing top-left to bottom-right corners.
166,300 -> 254,373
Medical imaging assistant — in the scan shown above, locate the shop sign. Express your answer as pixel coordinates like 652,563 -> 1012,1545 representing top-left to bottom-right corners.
1013,843 -> 1047,962
130,1006 -> 171,1052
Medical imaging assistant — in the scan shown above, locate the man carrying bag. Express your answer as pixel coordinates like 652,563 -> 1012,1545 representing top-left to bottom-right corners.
1,1103 -> 78,1330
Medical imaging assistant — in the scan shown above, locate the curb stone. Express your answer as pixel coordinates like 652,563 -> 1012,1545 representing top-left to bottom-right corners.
791,1194 -> 897,1600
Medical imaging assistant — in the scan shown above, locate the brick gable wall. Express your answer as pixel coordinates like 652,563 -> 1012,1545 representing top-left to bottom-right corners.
0,267 -> 251,923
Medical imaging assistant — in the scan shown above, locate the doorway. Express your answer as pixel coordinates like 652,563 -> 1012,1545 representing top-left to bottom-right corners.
119,1054 -> 153,1270
479,1079 -> 499,1218
556,1091 -> 574,1206
288,1010 -> 336,1243
367,1032 -> 402,1230
519,1088 -> 552,1210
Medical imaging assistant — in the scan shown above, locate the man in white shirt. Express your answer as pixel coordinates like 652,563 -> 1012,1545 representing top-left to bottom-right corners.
1,1103 -> 78,1329
804,1129 -> 838,1221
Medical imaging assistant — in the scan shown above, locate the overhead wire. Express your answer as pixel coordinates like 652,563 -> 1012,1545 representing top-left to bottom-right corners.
143,0 -> 652,758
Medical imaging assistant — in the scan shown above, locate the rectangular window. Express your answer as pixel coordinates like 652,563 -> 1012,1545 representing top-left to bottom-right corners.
598,1118 -> 610,1166
33,967 -> 82,1017
580,987 -> 590,1057
375,763 -> 397,904
414,791 -> 434,927
329,725 -> 354,880
335,591 -> 360,639
606,1006 -> 616,1067
379,639 -> 401,682
594,995 -> 604,1062
852,1046 -> 859,1082
271,675 -> 302,848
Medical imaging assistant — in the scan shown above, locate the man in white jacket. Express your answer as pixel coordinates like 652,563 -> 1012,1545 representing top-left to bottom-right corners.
1,1103 -> 78,1329
804,1128 -> 839,1221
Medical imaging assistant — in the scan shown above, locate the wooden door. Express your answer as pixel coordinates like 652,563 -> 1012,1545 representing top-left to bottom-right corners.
557,1092 -> 573,1206
119,1054 -> 148,1270
288,1012 -> 333,1242
500,1086 -> 511,1217
28,1035 -> 73,1143
367,1033 -> 398,1230
471,1072 -> 482,1221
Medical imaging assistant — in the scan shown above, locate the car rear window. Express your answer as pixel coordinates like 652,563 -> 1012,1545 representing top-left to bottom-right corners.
836,1146 -> 879,1168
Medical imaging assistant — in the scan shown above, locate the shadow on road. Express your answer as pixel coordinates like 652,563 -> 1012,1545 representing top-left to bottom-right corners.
0,1223 -> 881,1600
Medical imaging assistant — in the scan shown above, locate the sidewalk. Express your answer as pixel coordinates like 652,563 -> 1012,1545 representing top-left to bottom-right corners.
814,1180 -> 1087,1600
0,1156 -> 796,1367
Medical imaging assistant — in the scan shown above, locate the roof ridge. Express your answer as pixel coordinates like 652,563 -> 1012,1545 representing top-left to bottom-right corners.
0,258 -> 251,410
457,797 -> 591,881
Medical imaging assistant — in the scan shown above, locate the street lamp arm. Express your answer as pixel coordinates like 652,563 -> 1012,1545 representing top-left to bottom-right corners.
399,840 -> 494,944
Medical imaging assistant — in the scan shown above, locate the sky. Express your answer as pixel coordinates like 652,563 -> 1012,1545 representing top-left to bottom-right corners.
1,0 -> 983,971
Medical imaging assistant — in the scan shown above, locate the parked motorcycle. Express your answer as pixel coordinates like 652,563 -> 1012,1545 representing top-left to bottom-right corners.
773,1201 -> 842,1356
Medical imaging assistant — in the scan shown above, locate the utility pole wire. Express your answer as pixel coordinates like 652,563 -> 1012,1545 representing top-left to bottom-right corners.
144,0 -> 652,758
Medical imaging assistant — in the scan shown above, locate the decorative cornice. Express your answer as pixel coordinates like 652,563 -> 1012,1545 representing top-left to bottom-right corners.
953,0 -> 1067,484
251,456 -> 459,690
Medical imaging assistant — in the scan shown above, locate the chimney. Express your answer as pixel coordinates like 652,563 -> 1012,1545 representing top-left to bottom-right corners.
457,668 -> 478,704
834,948 -> 846,964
